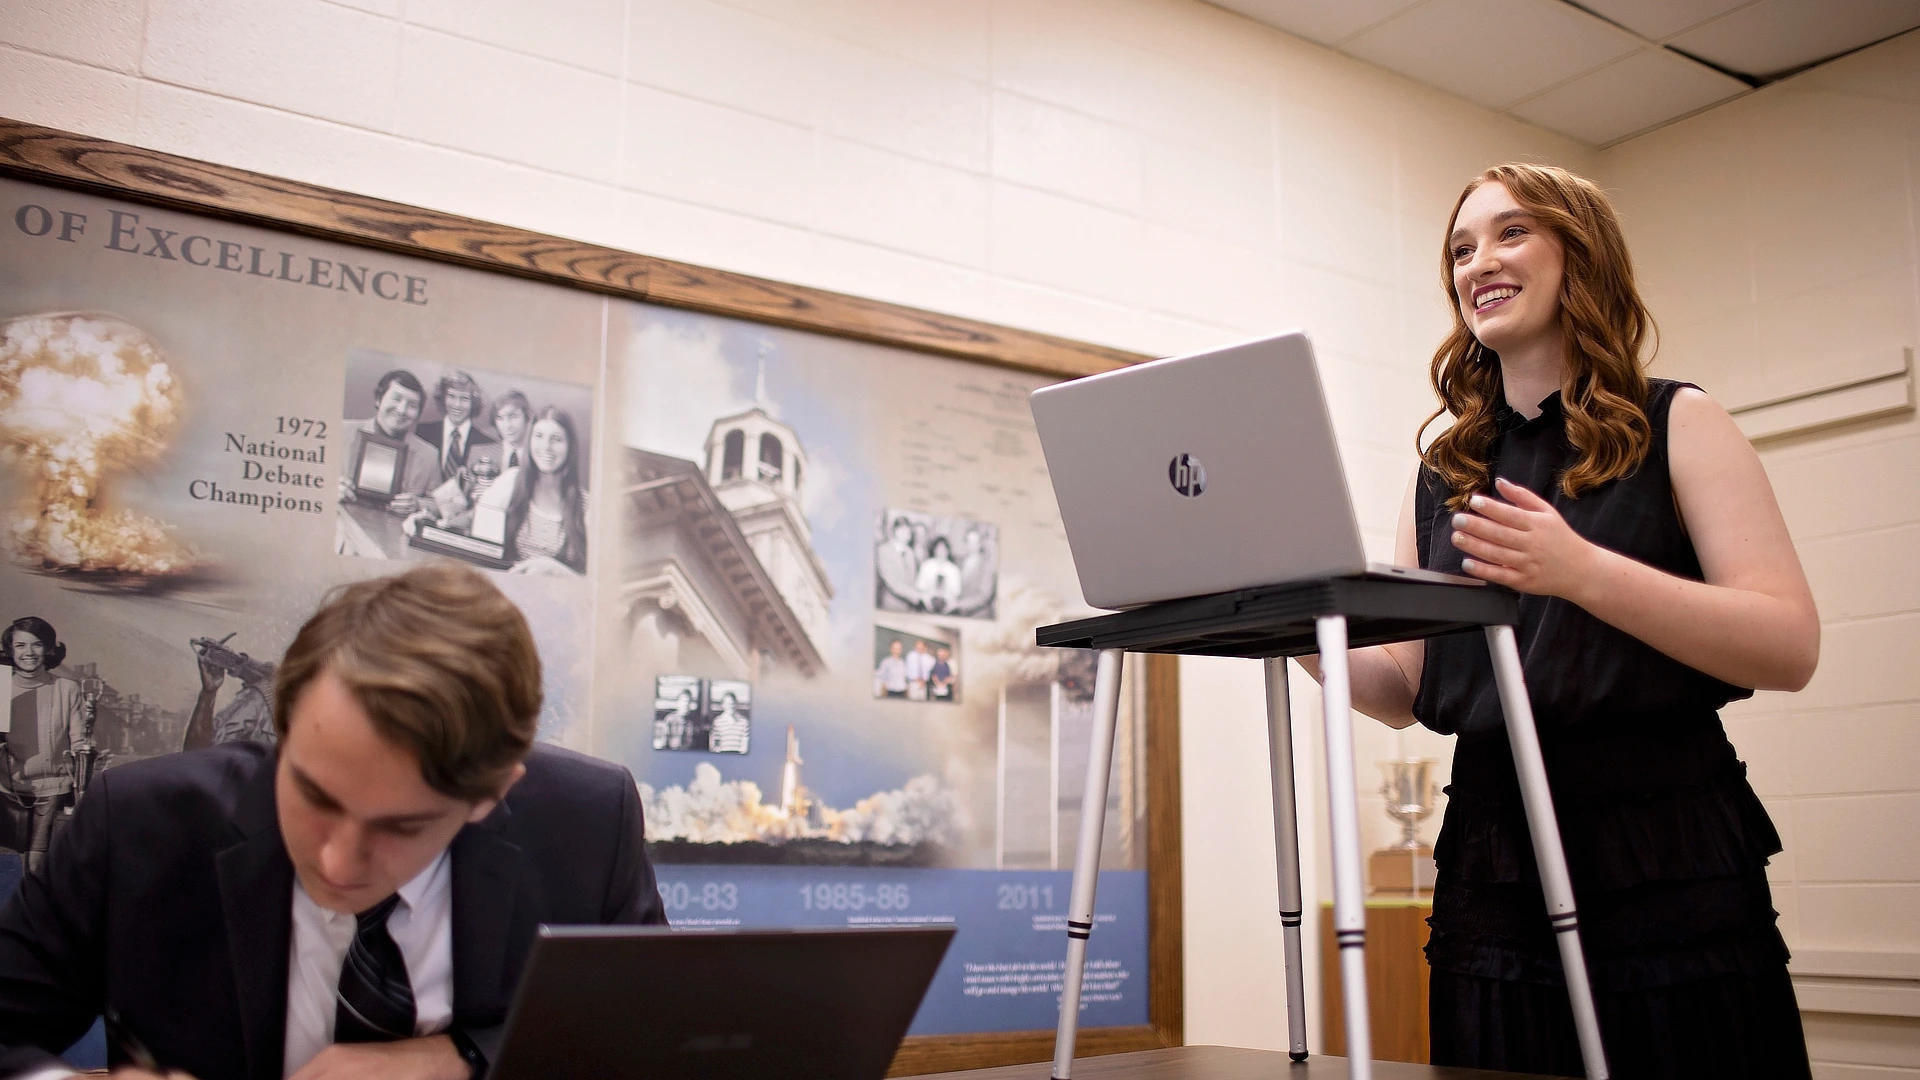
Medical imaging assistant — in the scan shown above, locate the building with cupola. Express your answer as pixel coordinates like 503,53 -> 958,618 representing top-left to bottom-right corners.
616,400 -> 834,687
701,407 -> 833,653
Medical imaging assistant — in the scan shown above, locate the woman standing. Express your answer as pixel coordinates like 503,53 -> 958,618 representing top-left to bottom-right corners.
1316,164 -> 1818,1077
3,617 -> 85,873
504,407 -> 588,576
914,536 -> 963,613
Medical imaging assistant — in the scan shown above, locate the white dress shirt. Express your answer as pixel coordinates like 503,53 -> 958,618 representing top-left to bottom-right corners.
282,851 -> 455,1078
904,647 -> 937,683
438,419 -> 473,472
873,654 -> 909,695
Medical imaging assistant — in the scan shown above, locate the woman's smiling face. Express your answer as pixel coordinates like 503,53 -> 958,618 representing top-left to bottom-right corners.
1449,181 -> 1567,356
7,630 -> 46,675
529,418 -> 570,475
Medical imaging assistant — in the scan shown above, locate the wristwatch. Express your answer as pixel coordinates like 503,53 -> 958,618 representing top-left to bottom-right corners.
447,1025 -> 487,1080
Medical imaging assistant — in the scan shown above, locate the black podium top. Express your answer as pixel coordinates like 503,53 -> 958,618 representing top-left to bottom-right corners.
1035,576 -> 1519,659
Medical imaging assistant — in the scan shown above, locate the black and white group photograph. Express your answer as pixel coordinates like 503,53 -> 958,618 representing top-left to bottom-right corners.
335,350 -> 594,577
870,624 -> 961,705
652,674 -> 753,754
873,508 -> 998,619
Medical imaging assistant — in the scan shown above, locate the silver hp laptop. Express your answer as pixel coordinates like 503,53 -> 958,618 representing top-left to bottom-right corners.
1030,330 -> 1475,610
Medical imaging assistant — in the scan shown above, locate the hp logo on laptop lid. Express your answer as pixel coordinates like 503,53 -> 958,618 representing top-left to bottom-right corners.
1168,454 -> 1206,497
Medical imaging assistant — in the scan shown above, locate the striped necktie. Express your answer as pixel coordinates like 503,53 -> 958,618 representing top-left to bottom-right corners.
334,893 -> 416,1043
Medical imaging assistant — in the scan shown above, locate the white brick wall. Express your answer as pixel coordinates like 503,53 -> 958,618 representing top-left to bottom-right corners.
0,0 -> 1593,353
1606,31 -> 1920,1076
60,0 -> 1920,1059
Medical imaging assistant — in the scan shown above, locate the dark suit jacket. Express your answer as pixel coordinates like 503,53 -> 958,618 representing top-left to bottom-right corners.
0,741 -> 665,1079
414,418 -> 496,473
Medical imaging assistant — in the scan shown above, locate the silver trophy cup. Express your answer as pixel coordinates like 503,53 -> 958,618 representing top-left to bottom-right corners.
1379,758 -> 1438,850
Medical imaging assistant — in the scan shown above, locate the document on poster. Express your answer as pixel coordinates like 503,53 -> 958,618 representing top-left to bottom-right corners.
652,866 -> 1148,1035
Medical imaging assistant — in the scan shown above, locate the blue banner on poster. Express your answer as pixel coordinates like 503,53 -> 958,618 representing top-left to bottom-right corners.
653,866 -> 1149,1035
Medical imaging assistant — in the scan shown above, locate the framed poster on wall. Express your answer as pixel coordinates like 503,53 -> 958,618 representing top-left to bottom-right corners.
0,117 -> 1181,1074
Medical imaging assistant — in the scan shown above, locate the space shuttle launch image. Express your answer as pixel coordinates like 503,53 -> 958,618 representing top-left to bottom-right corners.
779,725 -> 806,820
640,724 -> 960,866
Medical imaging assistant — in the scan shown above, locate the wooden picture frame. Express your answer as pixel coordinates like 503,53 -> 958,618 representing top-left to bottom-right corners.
0,117 -> 1182,1075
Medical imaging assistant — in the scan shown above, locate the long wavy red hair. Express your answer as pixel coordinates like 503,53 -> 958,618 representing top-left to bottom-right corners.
1418,163 -> 1656,509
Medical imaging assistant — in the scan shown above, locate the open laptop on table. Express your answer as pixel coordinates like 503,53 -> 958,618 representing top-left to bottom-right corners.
1029,330 -> 1476,610
489,925 -> 954,1080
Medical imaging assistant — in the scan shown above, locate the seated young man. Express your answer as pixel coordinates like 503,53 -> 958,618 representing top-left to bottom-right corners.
0,564 -> 667,1080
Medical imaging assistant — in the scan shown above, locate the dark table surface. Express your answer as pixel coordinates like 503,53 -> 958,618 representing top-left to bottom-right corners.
913,1045 -> 1554,1080
1034,577 -> 1517,659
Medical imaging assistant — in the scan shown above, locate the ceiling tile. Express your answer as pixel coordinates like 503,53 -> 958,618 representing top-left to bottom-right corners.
1343,0 -> 1643,109
1507,46 -> 1750,144
1572,0 -> 1756,41
1205,0 -> 1428,46
1668,0 -> 1920,78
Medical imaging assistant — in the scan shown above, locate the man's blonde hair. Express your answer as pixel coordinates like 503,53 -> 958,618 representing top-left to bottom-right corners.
274,564 -> 541,800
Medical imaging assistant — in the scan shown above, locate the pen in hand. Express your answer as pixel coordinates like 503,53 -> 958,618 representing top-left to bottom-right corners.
104,1008 -> 164,1073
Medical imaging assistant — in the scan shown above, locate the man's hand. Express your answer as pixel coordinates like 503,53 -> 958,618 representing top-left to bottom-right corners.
1449,477 -> 1603,601
288,1036 -> 468,1080
196,656 -> 226,693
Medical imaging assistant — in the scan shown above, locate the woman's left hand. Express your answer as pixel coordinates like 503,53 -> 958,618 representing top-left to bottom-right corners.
1450,477 -> 1601,600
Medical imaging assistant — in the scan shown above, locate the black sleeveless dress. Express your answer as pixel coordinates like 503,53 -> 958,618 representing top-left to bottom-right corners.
1413,380 -> 1810,1078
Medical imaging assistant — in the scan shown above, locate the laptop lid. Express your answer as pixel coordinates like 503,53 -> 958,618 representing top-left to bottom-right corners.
1030,331 -> 1367,609
490,925 -> 955,1080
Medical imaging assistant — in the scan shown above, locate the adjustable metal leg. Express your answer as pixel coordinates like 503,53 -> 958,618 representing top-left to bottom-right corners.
1485,625 -> 1609,1079
1316,616 -> 1372,1080
1262,657 -> 1309,1061
1051,649 -> 1125,1080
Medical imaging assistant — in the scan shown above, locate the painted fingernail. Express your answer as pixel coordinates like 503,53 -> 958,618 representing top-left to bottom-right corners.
1452,512 -> 1470,528
1468,495 -> 1485,509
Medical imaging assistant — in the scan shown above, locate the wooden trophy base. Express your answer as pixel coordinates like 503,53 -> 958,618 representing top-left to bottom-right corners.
1369,845 -> 1436,896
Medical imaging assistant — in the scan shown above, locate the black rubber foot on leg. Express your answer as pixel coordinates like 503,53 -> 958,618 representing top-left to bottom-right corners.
1290,1051 -> 1308,1061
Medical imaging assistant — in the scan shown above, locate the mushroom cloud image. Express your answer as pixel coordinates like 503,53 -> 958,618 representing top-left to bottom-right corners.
0,312 -> 191,575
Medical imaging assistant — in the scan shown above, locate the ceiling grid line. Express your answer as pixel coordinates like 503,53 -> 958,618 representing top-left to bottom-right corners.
1209,0 -> 1920,146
